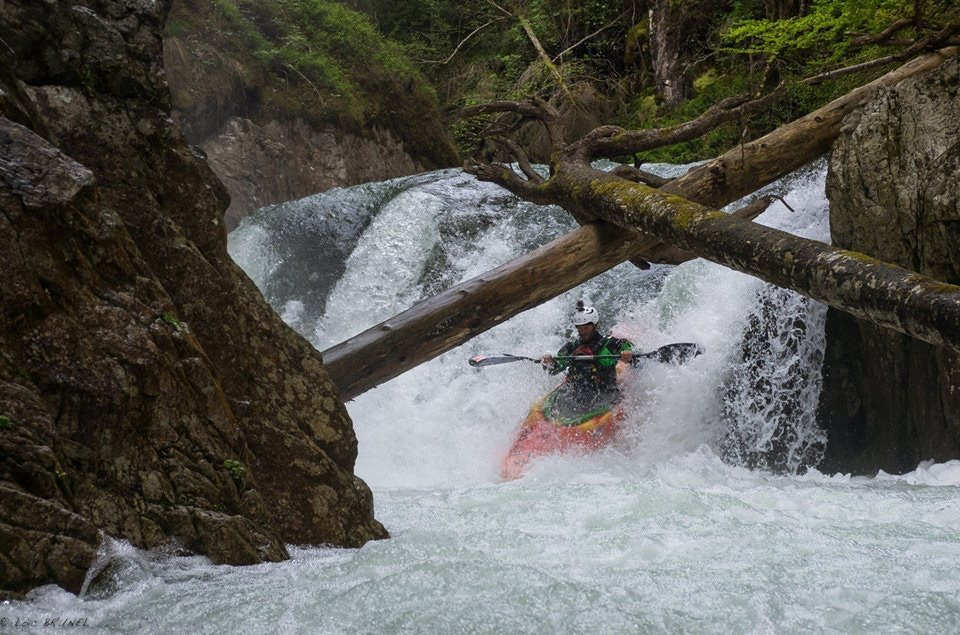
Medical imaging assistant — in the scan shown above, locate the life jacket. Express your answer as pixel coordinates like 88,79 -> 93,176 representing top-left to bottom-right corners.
557,333 -> 632,391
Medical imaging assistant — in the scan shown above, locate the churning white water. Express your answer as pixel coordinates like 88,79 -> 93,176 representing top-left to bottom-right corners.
6,164 -> 960,632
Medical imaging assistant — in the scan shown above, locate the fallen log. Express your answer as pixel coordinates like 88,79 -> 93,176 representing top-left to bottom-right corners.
322,47 -> 958,401
323,224 -> 654,400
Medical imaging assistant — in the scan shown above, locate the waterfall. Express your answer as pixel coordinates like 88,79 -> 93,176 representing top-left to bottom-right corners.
228,161 -> 831,482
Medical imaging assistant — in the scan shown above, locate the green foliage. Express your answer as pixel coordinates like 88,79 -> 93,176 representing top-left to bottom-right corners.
722,0 -> 917,70
619,0 -> 960,163
354,0 -> 634,152
0,415 -> 11,429
165,0 -> 455,163
162,311 -> 182,331
223,459 -> 247,482
182,0 -> 957,166
205,0 -> 432,126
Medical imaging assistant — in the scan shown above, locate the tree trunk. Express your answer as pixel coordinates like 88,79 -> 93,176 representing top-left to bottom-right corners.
648,0 -> 728,107
549,161 -> 960,352
648,0 -> 692,107
763,0 -> 804,19
322,47 -> 958,400
322,224 -> 651,400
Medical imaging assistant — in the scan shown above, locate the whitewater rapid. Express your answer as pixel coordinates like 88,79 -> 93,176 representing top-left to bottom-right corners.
6,164 -> 960,632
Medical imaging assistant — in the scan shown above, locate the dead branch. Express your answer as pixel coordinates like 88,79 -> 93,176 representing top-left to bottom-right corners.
491,136 -> 542,183
811,23 -> 960,84
464,159 -> 553,204
610,164 -> 671,187
424,17 -> 508,65
562,39 -> 958,161
483,0 -> 512,17
552,14 -> 623,62
328,48 -> 959,400
518,17 -> 574,102
458,99 -> 554,120
850,18 -> 916,47
565,89 -> 783,160
458,97 -> 566,149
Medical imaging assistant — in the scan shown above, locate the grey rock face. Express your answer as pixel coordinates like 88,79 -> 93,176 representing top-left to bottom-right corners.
201,117 -> 425,230
819,57 -> 960,473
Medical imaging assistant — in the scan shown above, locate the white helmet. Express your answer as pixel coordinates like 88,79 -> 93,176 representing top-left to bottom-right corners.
572,301 -> 598,326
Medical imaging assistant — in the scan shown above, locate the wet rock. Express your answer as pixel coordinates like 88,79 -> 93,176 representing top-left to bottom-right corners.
819,56 -> 960,473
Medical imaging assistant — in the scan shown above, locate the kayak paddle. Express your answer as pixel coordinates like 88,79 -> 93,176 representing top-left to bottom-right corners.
468,353 -> 540,367
468,342 -> 703,368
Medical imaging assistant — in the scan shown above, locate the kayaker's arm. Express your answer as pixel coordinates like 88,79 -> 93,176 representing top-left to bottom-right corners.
600,336 -> 634,365
541,354 -> 563,374
543,343 -> 574,374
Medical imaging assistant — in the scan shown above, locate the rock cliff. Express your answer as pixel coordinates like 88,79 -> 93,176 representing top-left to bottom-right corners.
200,117 -> 425,230
0,0 -> 385,599
819,56 -> 960,473
163,0 -> 458,229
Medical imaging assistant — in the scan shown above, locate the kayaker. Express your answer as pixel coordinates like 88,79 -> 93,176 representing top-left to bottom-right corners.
541,301 -> 634,407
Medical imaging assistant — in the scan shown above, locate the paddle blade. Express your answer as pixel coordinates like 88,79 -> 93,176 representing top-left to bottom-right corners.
650,342 -> 704,364
468,354 -> 537,367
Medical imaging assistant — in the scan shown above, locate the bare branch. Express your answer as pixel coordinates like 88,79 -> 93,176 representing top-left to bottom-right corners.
803,53 -> 906,84
807,27 -> 960,84
458,99 -> 553,120
850,18 -> 915,47
423,17 -> 508,65
610,164 -> 671,188
464,160 -> 554,205
518,17 -> 574,103
458,97 -> 566,149
568,90 -> 782,160
571,38 -> 959,161
492,136 -> 542,183
552,14 -> 622,62
483,0 -> 512,17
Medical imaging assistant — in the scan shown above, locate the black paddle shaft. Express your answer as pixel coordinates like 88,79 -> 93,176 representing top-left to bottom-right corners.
468,343 -> 703,368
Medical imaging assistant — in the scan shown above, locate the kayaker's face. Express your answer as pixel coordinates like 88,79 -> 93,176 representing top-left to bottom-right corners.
576,323 -> 596,339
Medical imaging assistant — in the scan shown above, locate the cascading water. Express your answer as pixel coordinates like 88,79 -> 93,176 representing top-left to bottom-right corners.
7,164 -> 960,632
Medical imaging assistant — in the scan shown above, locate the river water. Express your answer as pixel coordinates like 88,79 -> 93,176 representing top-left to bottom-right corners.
6,165 -> 960,632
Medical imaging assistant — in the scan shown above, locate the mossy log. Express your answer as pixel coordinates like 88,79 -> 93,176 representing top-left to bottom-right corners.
555,163 -> 960,352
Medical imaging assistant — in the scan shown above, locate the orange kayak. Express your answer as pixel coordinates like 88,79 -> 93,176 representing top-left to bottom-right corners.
500,379 -> 625,480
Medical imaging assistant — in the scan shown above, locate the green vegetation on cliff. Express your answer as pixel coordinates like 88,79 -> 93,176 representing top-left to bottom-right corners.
164,0 -> 457,166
